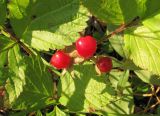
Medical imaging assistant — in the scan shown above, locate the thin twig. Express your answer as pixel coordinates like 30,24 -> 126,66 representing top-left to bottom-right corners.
98,16 -> 140,44
134,93 -> 152,97
19,41 -> 33,55
154,87 -> 160,103
143,101 -> 160,113
156,87 -> 160,93
143,85 -> 155,113
0,26 -> 33,55
143,96 -> 153,113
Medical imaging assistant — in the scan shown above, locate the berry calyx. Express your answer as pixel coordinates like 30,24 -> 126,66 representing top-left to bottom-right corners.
96,57 -> 112,73
50,51 -> 71,69
76,35 -> 97,58
0,88 -> 5,97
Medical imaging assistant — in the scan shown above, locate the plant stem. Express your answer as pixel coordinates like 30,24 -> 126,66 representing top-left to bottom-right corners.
98,16 -> 140,44
134,93 -> 152,97
143,101 -> 160,113
0,26 -> 33,55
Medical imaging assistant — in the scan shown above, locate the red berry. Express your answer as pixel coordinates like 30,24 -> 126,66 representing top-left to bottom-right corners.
50,51 -> 71,69
96,57 -> 112,73
76,36 -> 97,58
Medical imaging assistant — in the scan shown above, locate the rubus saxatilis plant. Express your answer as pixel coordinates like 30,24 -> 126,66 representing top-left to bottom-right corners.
0,0 -> 160,116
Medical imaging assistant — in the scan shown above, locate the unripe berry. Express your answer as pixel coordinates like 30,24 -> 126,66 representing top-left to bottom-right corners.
76,36 -> 97,58
50,51 -> 71,69
96,57 -> 112,73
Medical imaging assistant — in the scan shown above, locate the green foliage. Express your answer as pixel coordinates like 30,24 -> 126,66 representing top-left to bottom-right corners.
0,0 -> 160,115
5,45 -> 25,105
0,67 -> 8,85
12,56 -> 53,110
0,35 -> 16,53
46,106 -> 69,116
117,70 -> 129,90
135,70 -> 160,85
0,51 -> 7,68
106,69 -> 134,115
0,0 -> 6,26
8,0 -> 89,51
58,62 -> 116,113
109,34 -> 126,57
82,0 -> 160,24
58,62 -> 134,115
36,110 -> 43,116
3,45 -> 54,111
124,25 -> 160,75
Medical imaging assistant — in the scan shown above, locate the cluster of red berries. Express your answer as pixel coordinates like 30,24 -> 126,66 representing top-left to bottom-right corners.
50,36 -> 112,73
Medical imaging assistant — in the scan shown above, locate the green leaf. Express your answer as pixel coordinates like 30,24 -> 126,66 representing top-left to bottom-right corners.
143,0 -> 160,19
46,106 -> 69,116
120,59 -> 141,70
5,45 -> 53,110
109,35 -> 126,57
9,111 -> 27,116
0,51 -> 7,68
14,57 -> 53,110
108,70 -> 134,115
117,70 -> 129,91
8,0 -> 89,51
0,36 -> 16,86
82,0 -> 139,24
5,45 -> 25,105
0,67 -> 9,86
36,110 -> 43,116
0,42 -> 17,86
0,0 -> 6,25
111,57 -> 123,68
124,25 -> 160,75
8,0 -> 32,37
58,62 -> 115,113
8,45 -> 24,73
0,35 -> 16,53
143,10 -> 160,35
135,70 -> 160,85
82,0 -> 160,24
